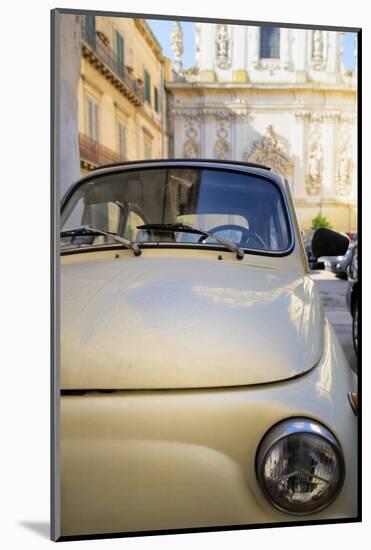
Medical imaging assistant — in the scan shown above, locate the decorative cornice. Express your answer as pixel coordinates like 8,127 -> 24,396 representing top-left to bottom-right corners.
134,19 -> 164,63
172,107 -> 238,121
295,110 -> 356,123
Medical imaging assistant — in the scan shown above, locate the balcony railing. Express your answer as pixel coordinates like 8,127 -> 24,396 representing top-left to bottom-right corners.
81,20 -> 144,106
79,133 -> 126,169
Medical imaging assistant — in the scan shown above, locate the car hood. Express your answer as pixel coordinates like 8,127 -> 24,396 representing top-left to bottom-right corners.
61,254 -> 324,389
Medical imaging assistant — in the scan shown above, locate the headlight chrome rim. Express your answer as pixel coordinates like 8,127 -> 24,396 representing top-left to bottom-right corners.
256,418 -> 345,516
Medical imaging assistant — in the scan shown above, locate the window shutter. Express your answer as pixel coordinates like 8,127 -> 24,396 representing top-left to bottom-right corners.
118,122 -> 126,159
144,70 -> 151,104
85,15 -> 96,47
87,96 -> 99,142
115,31 -> 124,71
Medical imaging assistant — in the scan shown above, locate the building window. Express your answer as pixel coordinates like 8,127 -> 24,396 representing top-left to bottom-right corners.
260,27 -> 280,59
117,121 -> 126,160
144,139 -> 152,159
115,31 -> 125,76
154,87 -> 159,112
86,95 -> 99,142
144,70 -> 151,104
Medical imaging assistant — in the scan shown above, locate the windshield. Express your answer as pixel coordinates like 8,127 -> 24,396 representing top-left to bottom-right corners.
61,167 -> 292,253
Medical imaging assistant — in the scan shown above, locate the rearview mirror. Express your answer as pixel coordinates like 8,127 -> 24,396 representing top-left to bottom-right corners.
311,227 -> 349,259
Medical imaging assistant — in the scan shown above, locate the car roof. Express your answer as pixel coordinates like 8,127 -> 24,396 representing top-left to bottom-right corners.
90,158 -> 272,174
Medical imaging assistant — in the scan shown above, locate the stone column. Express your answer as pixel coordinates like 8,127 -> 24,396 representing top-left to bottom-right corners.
199,24 -> 216,81
248,26 -> 260,69
280,28 -> 290,70
232,25 -> 248,82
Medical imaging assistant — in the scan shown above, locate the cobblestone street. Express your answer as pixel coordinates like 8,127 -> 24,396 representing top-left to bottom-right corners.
311,269 -> 357,374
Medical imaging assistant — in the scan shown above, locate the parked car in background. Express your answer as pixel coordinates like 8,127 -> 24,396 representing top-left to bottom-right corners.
346,242 -> 359,355
321,240 -> 356,279
346,232 -> 358,242
60,160 -> 357,537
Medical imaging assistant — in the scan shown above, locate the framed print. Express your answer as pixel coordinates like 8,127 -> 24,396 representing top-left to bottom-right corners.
51,8 -> 361,541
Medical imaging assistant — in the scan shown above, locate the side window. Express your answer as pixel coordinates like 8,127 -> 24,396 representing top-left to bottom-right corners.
276,199 -> 289,247
268,214 -> 279,250
268,200 -> 289,250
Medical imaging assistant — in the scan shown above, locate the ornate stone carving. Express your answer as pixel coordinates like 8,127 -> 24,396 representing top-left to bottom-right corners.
295,110 -> 355,123
336,126 -> 352,196
311,30 -> 327,71
183,117 -> 200,158
173,107 -> 237,122
306,125 -> 323,195
183,138 -> 200,158
215,24 -> 231,69
171,22 -> 184,78
254,58 -> 281,73
214,119 -> 230,160
245,125 -> 293,178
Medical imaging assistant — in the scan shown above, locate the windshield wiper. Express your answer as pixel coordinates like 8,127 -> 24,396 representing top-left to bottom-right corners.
137,223 -> 244,260
60,226 -> 142,257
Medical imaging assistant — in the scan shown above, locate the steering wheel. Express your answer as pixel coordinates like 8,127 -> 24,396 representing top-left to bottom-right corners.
197,224 -> 268,250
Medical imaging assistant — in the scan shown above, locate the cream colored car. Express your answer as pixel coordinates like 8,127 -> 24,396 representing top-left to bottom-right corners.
60,160 -> 357,538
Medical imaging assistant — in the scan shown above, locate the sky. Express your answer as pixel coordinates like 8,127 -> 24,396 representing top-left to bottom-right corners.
147,19 -> 356,71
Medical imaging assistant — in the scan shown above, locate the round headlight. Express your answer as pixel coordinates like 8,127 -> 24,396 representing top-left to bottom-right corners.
256,418 -> 345,515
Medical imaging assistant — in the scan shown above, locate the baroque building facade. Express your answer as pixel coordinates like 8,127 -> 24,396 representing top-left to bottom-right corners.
166,23 -> 357,232
77,16 -> 170,176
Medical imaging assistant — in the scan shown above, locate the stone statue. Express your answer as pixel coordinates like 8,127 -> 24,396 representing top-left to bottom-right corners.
336,150 -> 352,195
312,30 -> 324,70
262,125 -> 279,150
215,24 -> 230,69
308,143 -> 322,180
171,21 -> 184,77
305,133 -> 323,196
339,155 -> 350,181
214,138 -> 229,160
